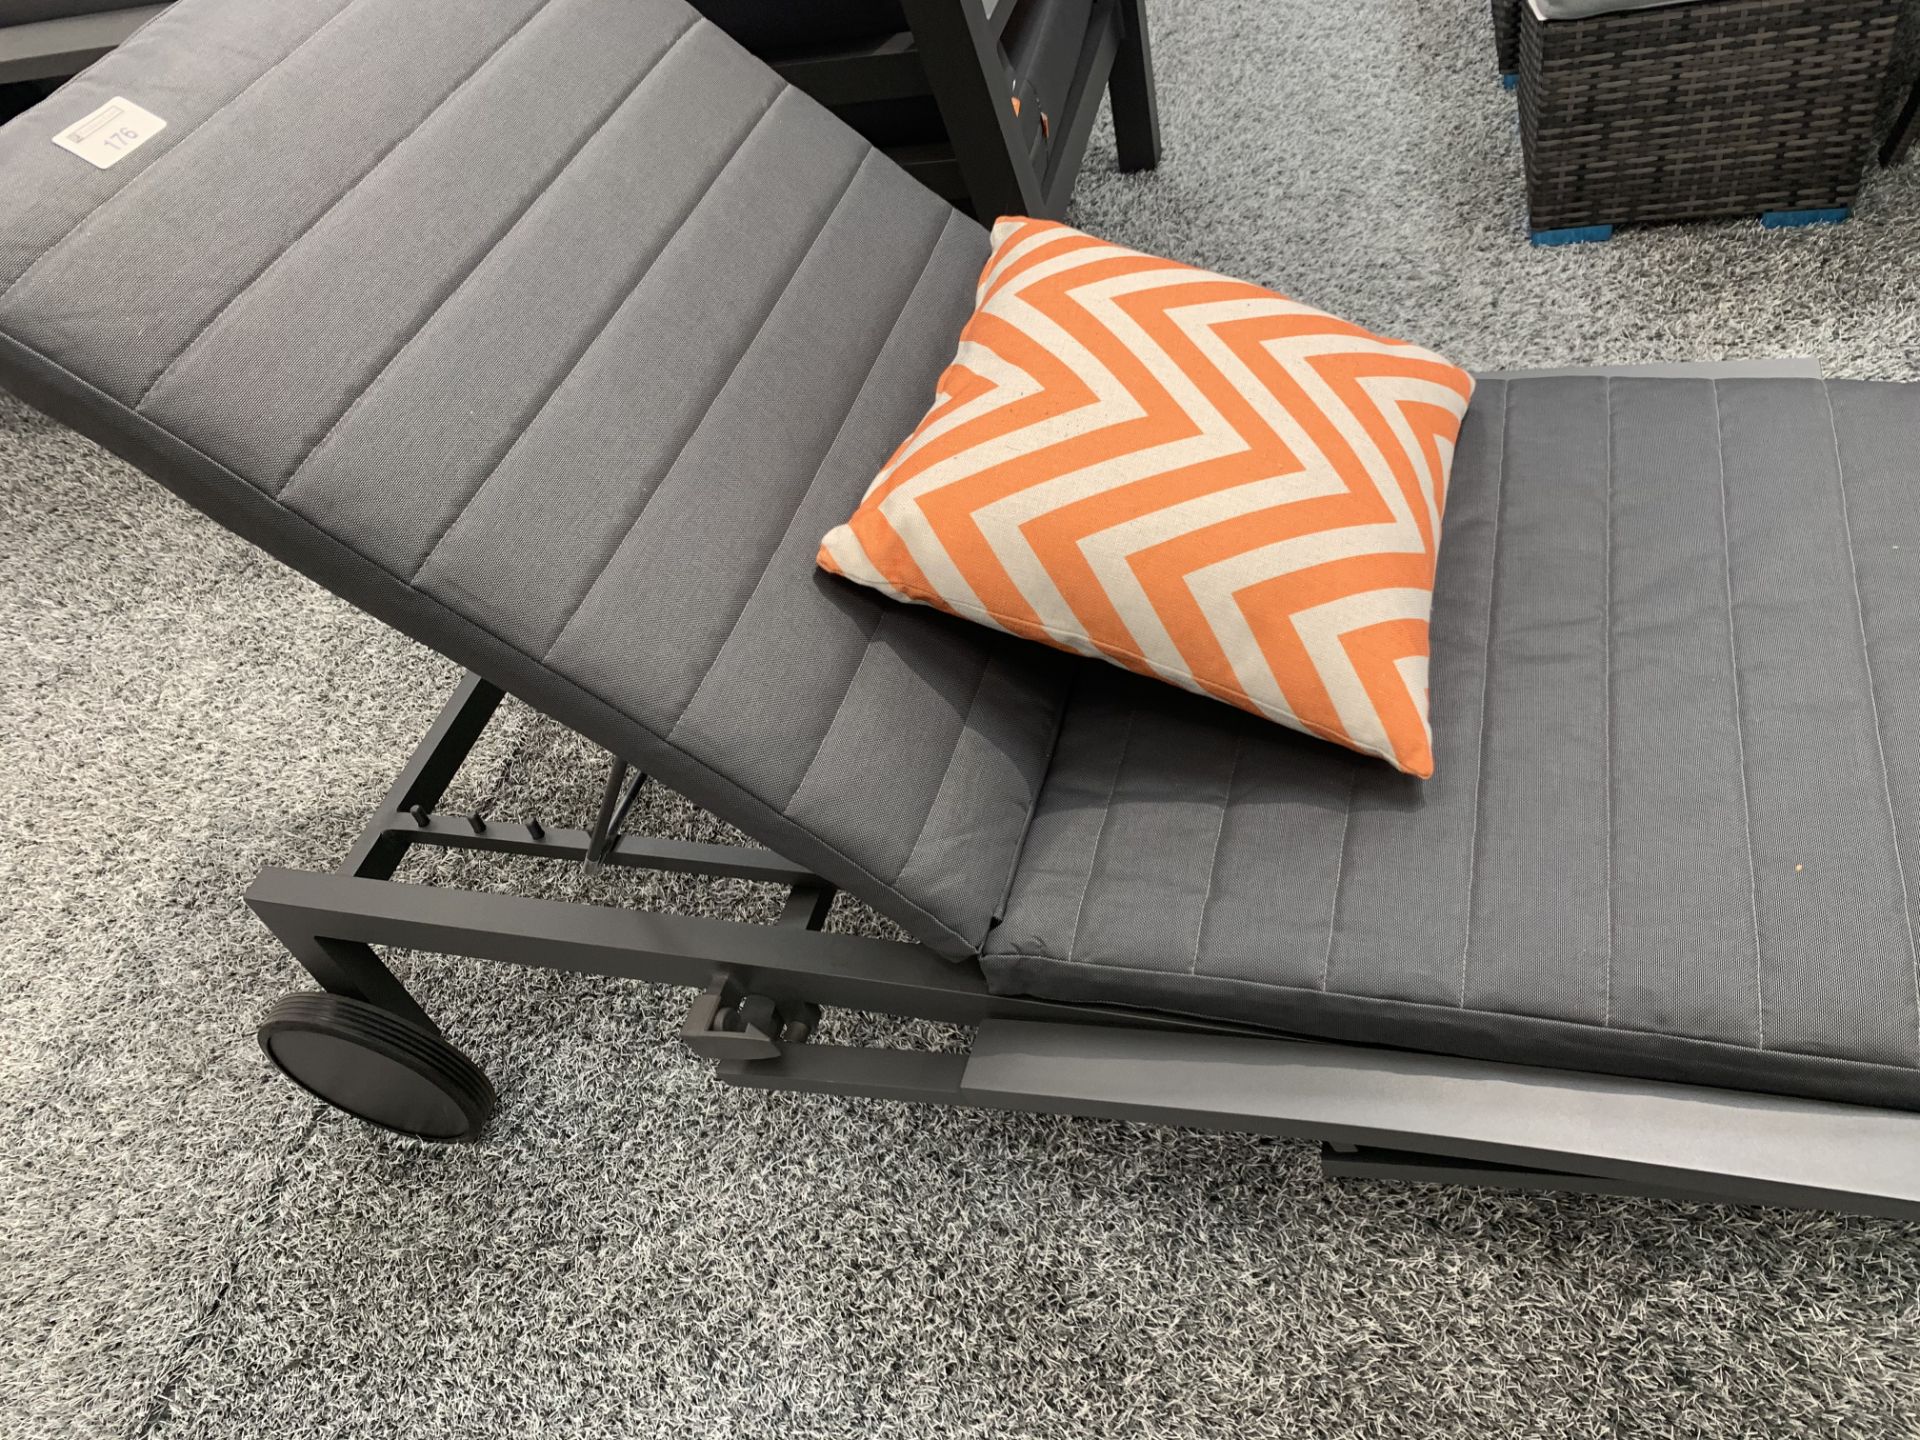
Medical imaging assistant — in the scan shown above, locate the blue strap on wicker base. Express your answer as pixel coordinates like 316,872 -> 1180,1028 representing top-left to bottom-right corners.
1501,71 -> 1517,91
1760,207 -> 1850,229
1530,224 -> 1615,246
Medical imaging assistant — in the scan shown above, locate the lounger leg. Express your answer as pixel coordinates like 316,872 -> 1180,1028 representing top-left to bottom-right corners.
255,673 -> 511,1036
249,883 -> 497,1140
250,891 -> 439,1036
247,671 -> 515,1136
1108,0 -> 1161,173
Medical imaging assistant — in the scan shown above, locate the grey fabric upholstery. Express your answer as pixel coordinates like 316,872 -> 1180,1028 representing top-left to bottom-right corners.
0,0 -> 1066,958
987,376 -> 1920,1112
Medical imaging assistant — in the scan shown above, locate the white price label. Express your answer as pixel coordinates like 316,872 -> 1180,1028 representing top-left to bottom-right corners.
52,98 -> 166,170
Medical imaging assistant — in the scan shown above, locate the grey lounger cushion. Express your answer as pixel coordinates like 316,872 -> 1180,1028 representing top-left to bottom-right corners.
7,0 -> 1920,1116
986,375 -> 1920,1112
0,0 -> 1068,959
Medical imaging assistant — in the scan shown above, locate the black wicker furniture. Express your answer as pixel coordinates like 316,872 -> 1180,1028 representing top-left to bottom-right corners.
1518,0 -> 1903,245
1492,0 -> 1521,84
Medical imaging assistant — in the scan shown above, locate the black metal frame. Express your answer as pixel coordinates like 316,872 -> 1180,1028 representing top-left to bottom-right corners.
768,0 -> 1159,219
1886,67 -> 1920,166
248,671 -> 1920,1221
0,4 -> 166,87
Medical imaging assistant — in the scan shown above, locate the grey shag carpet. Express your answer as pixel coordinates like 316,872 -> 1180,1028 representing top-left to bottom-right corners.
6,2 -> 1920,1436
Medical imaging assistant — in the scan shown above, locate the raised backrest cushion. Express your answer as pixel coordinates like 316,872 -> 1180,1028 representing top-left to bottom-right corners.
0,0 -> 1069,957
819,218 -> 1475,776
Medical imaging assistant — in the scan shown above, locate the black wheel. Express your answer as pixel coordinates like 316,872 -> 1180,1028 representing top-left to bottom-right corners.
257,992 -> 495,1140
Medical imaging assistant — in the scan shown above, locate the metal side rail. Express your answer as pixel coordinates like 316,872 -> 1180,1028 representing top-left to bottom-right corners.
247,670 -> 1920,1220
715,1020 -> 1920,1222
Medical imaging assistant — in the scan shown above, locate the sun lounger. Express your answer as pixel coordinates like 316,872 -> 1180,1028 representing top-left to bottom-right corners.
4,0 -> 1919,1218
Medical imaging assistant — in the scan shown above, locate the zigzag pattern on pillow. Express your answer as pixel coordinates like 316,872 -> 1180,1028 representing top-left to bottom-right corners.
820,218 -> 1474,777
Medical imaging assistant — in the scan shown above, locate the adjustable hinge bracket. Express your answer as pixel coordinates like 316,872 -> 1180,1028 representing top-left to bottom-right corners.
679,970 -> 821,1062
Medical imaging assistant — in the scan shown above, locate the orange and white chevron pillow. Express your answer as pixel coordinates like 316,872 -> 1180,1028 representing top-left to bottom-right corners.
819,218 -> 1474,777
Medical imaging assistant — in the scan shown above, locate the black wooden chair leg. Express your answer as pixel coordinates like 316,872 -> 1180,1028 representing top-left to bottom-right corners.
1108,0 -> 1161,173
